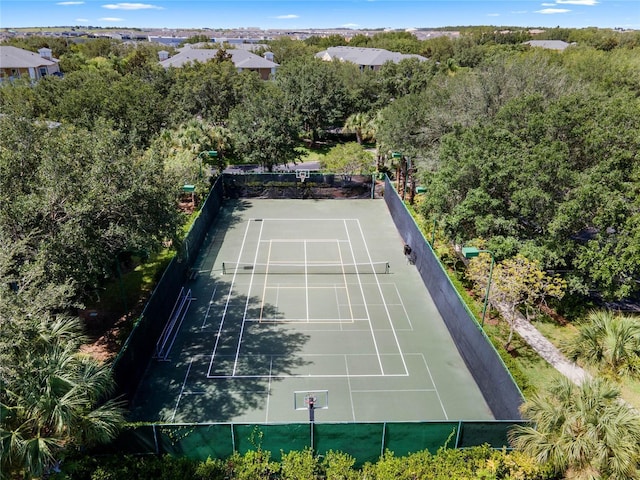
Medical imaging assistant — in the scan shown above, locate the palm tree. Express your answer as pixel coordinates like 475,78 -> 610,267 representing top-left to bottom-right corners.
567,310 -> 640,379
1,314 -> 125,479
343,112 -> 374,145
509,377 -> 640,480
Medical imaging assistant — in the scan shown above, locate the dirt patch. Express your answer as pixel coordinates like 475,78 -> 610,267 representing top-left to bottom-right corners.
79,302 -> 144,363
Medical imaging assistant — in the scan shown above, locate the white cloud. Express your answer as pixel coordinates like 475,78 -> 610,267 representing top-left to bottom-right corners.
487,13 -> 500,17
100,17 -> 125,21
541,3 -> 555,6
511,10 -> 529,14
536,8 -> 571,14
75,18 -> 89,22
102,3 -> 163,10
342,23 -> 360,27
556,0 -> 598,5
57,1 -> 84,5
274,14 -> 299,19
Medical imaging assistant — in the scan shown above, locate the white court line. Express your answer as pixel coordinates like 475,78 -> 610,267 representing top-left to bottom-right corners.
232,219 -> 265,376
207,373 -> 410,379
265,357 -> 273,423
351,388 -> 437,393
334,285 -> 343,330
200,285 -> 218,329
207,219 -> 253,377
172,358 -> 194,422
260,238 -> 350,243
355,219 -> 409,376
421,353 -> 449,419
246,318 -> 368,323
206,353 -> 411,379
343,219 -> 384,374
393,284 -> 414,330
337,237 -> 358,329
304,240 -> 309,322
345,356 -> 356,421
259,239 -> 274,323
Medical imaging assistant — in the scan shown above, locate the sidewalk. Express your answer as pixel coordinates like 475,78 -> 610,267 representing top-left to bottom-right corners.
493,303 -> 591,385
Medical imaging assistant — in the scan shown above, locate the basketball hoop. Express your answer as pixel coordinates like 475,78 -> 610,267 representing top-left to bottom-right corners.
294,390 -> 329,420
305,394 -> 316,422
295,170 -> 310,183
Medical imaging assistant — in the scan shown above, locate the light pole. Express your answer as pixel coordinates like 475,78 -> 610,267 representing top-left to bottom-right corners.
197,150 -> 218,178
392,151 -> 402,193
462,246 -> 495,328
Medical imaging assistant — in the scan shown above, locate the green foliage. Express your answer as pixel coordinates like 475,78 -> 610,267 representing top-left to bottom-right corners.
229,82 -> 300,171
264,37 -> 316,64
280,448 -> 319,479
420,75 -> 640,299
321,450 -> 358,480
0,116 -> 181,296
226,450 -> 279,480
276,57 -> 351,143
0,293 -> 125,479
167,59 -> 250,124
53,446 -> 555,479
567,310 -> 640,380
320,143 -> 374,176
193,457 -> 226,480
511,377 -> 640,480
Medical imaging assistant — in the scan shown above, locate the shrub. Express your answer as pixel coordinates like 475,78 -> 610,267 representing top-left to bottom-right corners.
321,450 -> 358,480
280,448 -> 319,479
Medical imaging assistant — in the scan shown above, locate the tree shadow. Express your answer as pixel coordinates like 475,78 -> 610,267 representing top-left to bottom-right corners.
128,274 -> 311,423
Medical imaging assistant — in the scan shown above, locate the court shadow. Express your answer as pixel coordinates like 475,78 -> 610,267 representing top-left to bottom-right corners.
130,277 -> 312,423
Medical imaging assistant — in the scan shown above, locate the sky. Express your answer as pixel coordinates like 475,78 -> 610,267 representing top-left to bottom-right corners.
1,0 -> 638,30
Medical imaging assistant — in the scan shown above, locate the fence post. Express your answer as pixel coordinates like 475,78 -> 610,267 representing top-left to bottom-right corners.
153,424 -> 160,454
230,423 -> 236,453
310,423 -> 315,455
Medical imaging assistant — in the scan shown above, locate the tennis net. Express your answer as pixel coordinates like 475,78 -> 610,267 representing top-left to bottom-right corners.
222,261 -> 390,275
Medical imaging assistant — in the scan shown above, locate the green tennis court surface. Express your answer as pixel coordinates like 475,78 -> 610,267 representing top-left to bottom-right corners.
130,199 -> 493,423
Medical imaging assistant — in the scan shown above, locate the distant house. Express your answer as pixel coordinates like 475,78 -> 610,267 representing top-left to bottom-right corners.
315,46 -> 427,71
159,45 -> 278,80
148,35 -> 189,48
523,40 -> 572,51
0,45 -> 61,81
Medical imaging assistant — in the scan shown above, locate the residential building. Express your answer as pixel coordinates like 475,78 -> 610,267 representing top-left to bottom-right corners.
523,40 -> 572,51
0,45 -> 60,81
159,44 -> 278,79
315,46 -> 427,71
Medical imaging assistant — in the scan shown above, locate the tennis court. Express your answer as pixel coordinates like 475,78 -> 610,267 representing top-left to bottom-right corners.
130,199 -> 493,423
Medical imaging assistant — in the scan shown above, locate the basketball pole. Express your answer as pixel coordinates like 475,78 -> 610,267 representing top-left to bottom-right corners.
308,397 -> 315,423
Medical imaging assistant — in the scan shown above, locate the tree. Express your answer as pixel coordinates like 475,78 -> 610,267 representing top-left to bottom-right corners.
320,143 -> 374,178
0,311 -> 125,479
228,83 -> 300,171
342,112 -> 375,145
0,241 -> 125,479
0,116 -> 181,296
168,59 -> 244,123
151,119 -> 231,192
276,57 -> 349,146
466,254 -> 565,348
264,37 -> 315,64
568,310 -> 640,379
510,377 -> 640,480
376,57 -> 436,103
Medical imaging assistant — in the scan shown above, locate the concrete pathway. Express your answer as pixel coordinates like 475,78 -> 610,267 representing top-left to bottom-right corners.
494,303 -> 591,385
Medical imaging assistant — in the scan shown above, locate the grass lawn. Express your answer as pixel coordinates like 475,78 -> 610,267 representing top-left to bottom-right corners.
530,313 -> 640,409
